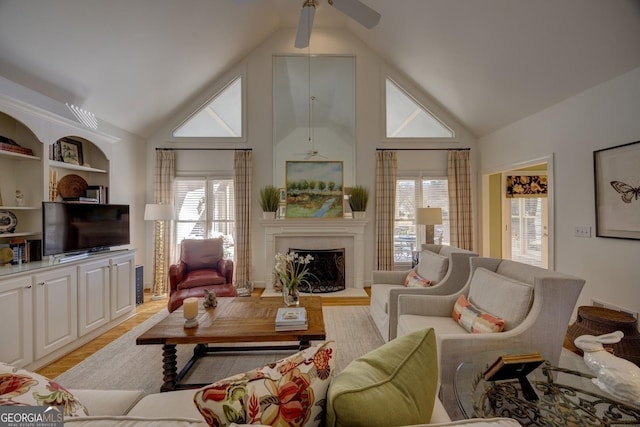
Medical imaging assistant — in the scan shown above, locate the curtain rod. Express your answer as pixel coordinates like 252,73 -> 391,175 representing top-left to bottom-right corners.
376,148 -> 470,151
155,148 -> 252,151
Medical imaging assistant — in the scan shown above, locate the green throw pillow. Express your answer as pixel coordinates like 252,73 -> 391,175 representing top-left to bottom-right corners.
325,328 -> 438,427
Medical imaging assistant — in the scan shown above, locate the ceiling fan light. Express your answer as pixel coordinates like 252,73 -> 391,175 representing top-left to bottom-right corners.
294,2 -> 316,49
330,0 -> 381,29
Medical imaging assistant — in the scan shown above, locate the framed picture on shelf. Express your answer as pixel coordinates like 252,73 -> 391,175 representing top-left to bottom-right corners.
594,140 -> 640,240
59,138 -> 83,166
279,188 -> 287,204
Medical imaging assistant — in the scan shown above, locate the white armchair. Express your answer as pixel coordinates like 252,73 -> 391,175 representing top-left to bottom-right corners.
395,257 -> 585,409
370,244 -> 477,341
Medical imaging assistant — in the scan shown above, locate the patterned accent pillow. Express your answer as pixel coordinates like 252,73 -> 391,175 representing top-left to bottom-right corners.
451,294 -> 506,333
193,341 -> 335,427
0,361 -> 88,417
404,270 -> 432,287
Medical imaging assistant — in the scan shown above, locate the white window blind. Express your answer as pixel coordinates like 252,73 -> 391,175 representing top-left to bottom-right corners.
174,177 -> 235,259
394,177 -> 449,266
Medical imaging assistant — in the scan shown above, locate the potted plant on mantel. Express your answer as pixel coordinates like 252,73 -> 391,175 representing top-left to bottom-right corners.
349,185 -> 369,219
259,185 -> 280,219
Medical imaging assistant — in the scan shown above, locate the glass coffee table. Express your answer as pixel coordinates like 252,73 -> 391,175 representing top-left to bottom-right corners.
454,353 -> 640,426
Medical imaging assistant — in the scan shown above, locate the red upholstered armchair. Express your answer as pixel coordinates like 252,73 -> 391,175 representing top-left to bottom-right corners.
168,238 -> 236,312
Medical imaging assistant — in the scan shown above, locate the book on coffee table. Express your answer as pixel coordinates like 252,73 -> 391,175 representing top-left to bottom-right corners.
275,307 -> 308,331
483,352 -> 545,381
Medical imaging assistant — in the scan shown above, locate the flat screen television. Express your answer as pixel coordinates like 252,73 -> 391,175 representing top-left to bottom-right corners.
42,202 -> 130,256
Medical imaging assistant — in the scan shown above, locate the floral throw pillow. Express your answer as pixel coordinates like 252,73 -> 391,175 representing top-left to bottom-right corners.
451,294 -> 506,333
193,341 -> 335,427
0,362 -> 88,417
404,270 -> 432,287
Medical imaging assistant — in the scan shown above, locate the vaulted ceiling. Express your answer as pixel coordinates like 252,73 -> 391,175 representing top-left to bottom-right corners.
0,0 -> 639,139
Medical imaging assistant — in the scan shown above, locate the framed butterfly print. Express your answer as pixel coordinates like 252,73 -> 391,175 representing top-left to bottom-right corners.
594,140 -> 640,239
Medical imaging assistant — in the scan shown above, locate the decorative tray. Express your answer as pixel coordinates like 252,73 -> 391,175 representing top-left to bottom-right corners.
58,174 -> 88,198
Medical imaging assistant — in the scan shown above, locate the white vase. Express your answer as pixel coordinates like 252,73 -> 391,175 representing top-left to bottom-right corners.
262,212 -> 276,220
353,211 -> 366,219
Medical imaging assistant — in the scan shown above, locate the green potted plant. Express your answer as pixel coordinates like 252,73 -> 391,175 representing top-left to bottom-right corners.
349,185 -> 369,219
259,185 -> 280,219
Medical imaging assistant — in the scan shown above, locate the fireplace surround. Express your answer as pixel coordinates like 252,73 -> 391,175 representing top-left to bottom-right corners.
261,219 -> 367,290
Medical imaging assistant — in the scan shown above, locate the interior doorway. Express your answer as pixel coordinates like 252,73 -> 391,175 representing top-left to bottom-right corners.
482,155 -> 554,269
503,180 -> 548,267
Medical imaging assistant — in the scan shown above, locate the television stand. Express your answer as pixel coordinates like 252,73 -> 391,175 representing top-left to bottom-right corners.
55,252 -> 90,264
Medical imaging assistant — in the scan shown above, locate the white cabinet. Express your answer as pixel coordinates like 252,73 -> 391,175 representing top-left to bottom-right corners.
78,258 -> 110,337
0,275 -> 33,367
0,250 -> 136,369
110,252 -> 135,319
33,266 -> 78,360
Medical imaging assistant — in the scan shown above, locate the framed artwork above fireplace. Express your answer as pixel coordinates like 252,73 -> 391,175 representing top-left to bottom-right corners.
285,161 -> 344,218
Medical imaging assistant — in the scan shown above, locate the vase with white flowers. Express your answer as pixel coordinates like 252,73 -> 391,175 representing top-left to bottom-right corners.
274,251 -> 315,306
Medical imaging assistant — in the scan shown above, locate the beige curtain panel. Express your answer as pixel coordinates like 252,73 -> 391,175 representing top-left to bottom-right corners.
375,150 -> 397,270
448,150 -> 473,251
152,150 -> 175,297
234,150 -> 252,292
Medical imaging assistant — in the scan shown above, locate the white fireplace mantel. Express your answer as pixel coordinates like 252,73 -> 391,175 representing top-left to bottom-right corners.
260,219 -> 368,289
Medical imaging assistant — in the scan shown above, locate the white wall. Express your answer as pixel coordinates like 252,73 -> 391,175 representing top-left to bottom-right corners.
147,27 -> 477,288
479,67 -> 640,317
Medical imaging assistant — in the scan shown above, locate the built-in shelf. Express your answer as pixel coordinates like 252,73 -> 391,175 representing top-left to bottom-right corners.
0,206 -> 39,210
49,160 -> 107,174
0,231 -> 41,238
0,150 -> 40,161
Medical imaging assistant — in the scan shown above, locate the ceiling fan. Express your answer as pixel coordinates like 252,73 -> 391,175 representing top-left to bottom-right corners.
294,95 -> 328,159
295,0 -> 381,48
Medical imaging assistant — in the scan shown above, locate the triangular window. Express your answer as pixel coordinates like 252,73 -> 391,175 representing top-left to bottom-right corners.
173,76 -> 243,137
385,78 -> 453,138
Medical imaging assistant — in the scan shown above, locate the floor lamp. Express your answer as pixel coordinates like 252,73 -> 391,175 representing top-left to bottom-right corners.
145,203 -> 174,301
417,207 -> 442,245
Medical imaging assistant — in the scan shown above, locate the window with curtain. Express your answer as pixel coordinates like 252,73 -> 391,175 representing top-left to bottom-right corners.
394,177 -> 449,267
174,177 -> 235,259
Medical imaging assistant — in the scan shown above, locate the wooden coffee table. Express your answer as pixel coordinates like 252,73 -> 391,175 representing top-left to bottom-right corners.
136,296 -> 325,392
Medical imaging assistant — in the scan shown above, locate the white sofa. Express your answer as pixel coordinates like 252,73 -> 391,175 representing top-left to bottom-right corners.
65,388 -> 520,426
370,244 -> 477,341
26,330 -> 519,427
395,257 -> 585,410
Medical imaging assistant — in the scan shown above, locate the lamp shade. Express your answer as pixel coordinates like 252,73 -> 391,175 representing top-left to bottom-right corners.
417,207 -> 442,225
144,203 -> 175,221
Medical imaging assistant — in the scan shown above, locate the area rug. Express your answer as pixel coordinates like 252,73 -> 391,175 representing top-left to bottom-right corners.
55,306 -> 383,395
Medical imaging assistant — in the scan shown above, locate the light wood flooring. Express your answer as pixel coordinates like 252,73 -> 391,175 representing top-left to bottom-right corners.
36,288 -> 370,378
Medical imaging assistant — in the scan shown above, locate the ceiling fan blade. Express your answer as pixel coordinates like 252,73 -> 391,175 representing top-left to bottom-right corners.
330,0 -> 381,29
294,2 -> 316,49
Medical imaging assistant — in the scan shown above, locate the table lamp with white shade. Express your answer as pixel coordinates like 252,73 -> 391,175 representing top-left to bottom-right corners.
417,207 -> 443,245
145,203 -> 175,301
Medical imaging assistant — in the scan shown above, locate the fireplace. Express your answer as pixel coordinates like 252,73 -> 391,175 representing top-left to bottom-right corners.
290,248 -> 345,293
260,219 -> 367,290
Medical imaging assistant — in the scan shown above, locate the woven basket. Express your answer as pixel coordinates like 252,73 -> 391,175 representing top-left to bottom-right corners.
566,306 -> 640,367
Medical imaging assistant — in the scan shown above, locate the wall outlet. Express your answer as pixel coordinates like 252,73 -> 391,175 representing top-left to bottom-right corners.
574,225 -> 591,237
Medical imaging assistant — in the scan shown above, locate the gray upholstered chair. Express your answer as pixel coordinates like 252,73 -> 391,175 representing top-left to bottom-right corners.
370,244 -> 477,341
395,257 -> 585,408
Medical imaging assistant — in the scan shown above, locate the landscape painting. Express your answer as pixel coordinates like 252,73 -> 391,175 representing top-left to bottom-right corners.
285,161 -> 344,218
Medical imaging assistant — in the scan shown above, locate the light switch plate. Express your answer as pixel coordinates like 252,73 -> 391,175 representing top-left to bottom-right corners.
574,226 -> 591,237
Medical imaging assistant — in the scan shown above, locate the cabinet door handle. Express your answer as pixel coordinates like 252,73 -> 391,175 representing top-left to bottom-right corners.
37,282 -> 45,286
25,285 -> 32,289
